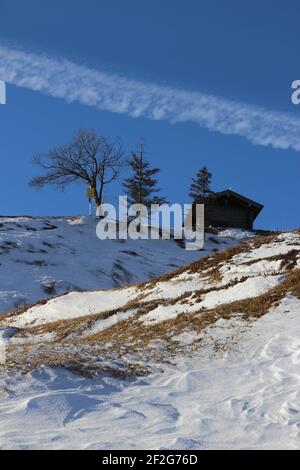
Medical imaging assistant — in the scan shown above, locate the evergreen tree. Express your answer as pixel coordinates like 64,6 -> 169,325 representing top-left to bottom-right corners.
189,166 -> 213,201
123,144 -> 166,208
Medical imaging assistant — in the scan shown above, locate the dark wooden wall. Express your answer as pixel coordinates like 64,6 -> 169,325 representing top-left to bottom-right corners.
205,204 -> 254,229
192,195 -> 257,230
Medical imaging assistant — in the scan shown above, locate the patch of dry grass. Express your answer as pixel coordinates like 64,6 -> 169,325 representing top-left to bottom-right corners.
12,268 -> 296,370
79,268 -> 300,363
144,233 -> 278,287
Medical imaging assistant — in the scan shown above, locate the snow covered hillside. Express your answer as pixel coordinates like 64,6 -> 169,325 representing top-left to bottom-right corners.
0,216 -> 249,313
0,229 -> 299,449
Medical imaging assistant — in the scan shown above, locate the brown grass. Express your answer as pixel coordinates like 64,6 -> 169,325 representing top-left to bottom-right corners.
79,268 -> 300,361
9,267 -> 297,373
2,230 -> 299,376
143,232 -> 278,288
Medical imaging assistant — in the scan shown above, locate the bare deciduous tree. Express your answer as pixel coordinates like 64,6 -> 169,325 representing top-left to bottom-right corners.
29,129 -> 125,214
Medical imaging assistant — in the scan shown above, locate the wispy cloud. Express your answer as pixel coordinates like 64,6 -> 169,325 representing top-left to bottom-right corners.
0,45 -> 299,151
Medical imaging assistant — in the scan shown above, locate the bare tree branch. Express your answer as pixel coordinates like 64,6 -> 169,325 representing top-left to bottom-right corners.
29,129 -> 125,208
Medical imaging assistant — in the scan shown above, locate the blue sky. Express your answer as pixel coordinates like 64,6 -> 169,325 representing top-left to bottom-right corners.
0,0 -> 299,229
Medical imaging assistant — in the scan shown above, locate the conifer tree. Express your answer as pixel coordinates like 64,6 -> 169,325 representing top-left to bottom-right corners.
189,166 -> 212,201
123,143 -> 166,208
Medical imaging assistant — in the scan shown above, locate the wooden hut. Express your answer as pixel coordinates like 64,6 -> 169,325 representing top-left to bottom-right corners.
191,189 -> 263,230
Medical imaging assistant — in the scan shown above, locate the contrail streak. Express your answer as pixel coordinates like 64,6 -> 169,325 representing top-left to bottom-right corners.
0,45 -> 299,151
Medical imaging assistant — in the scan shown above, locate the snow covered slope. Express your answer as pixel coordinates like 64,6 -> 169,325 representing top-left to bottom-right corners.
0,216 -> 249,313
1,230 -> 299,371
0,229 -> 299,449
0,217 -> 252,312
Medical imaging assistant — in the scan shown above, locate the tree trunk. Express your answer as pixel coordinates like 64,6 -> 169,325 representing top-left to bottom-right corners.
95,172 -> 105,218
90,182 -> 101,218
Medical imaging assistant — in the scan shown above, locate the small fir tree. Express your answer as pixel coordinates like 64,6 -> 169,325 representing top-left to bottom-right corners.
123,143 -> 166,208
189,166 -> 212,201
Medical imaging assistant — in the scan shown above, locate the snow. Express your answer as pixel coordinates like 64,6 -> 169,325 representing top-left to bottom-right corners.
172,330 -> 201,345
143,304 -> 186,324
81,309 -> 136,338
142,276 -> 281,325
217,228 -> 254,240
233,232 -> 300,264
9,287 -> 139,328
198,275 -> 282,309
220,258 -> 282,277
1,227 -> 299,449
1,296 -> 300,450
143,277 -> 206,302
0,217 -> 244,313
3,230 -> 295,331
9,273 -> 282,329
